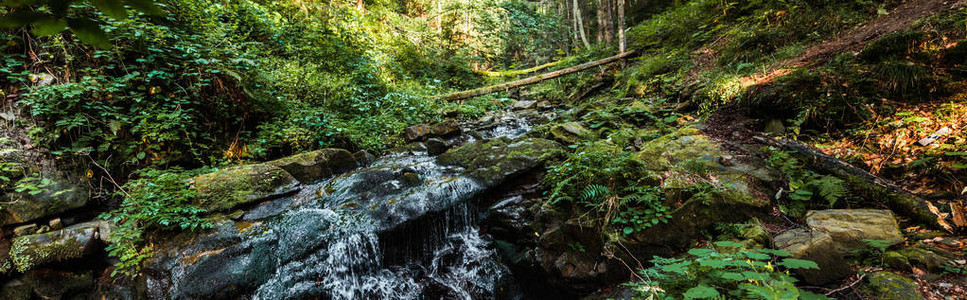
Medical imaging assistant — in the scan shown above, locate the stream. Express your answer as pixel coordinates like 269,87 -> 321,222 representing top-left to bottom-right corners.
148,110 -> 540,299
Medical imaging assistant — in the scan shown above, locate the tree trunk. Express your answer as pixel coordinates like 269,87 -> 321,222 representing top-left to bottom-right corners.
573,0 -> 591,50
753,136 -> 944,229
356,0 -> 364,11
618,0 -> 626,53
440,50 -> 636,101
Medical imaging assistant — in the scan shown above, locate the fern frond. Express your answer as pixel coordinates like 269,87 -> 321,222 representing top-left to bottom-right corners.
581,184 -> 613,202
813,175 -> 846,207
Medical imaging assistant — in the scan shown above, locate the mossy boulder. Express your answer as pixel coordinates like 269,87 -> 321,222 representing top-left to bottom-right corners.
896,246 -> 952,272
863,271 -> 924,300
190,163 -> 299,212
548,122 -> 592,144
267,148 -> 359,182
438,137 -> 561,187
8,221 -> 100,272
0,177 -> 89,226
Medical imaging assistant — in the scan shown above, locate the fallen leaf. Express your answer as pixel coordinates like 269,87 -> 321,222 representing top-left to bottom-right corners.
950,202 -> 967,229
926,201 -> 955,233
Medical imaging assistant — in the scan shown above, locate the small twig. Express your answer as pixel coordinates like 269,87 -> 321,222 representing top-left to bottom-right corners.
84,153 -> 129,198
825,273 -> 867,296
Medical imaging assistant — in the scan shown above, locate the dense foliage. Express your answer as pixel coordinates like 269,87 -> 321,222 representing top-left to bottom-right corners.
628,241 -> 828,300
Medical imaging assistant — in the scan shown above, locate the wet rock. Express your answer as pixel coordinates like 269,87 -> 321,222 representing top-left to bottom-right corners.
9,221 -> 100,272
805,209 -> 904,252
549,122 -> 591,144
404,120 -> 461,141
13,224 -> 38,236
863,271 -> 924,300
267,148 -> 359,182
437,137 -> 561,187
190,163 -> 299,212
773,229 -> 851,285
424,138 -> 450,156
353,150 -> 376,166
511,100 -> 537,110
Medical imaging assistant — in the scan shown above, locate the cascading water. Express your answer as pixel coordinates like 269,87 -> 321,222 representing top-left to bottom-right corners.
153,110 -> 539,300
248,153 -> 512,299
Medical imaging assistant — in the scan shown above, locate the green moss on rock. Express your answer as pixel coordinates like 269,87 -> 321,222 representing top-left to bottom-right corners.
863,271 -> 924,300
9,222 -> 98,272
438,137 -> 562,186
191,163 -> 298,212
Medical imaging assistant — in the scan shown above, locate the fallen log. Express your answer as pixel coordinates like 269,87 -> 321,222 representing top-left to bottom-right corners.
439,50 -> 637,101
754,136 -> 944,230
473,59 -> 568,77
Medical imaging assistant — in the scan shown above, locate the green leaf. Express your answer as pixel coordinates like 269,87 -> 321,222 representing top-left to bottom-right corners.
30,17 -> 67,36
95,0 -> 129,19
944,152 -> 967,156
801,291 -> 833,300
778,258 -> 820,270
740,250 -> 772,260
758,248 -> 792,257
713,240 -> 744,248
683,284 -> 720,299
687,248 -> 715,257
623,227 -> 634,235
68,18 -> 113,49
125,0 -> 165,15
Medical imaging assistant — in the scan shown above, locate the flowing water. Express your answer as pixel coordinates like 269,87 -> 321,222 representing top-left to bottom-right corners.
157,113 -> 537,299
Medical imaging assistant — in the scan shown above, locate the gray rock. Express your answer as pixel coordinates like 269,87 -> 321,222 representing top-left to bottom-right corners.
805,209 -> 904,252
189,163 -> 299,212
549,122 -> 591,144
438,137 -> 562,187
511,100 -> 537,110
404,120 -> 461,141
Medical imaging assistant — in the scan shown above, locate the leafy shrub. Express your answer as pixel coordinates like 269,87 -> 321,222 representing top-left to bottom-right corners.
627,241 -> 829,300
99,167 -> 213,277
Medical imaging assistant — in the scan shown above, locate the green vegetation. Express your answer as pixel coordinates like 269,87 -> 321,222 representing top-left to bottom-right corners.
99,167 -> 213,277
627,241 -> 828,300
765,147 -> 848,216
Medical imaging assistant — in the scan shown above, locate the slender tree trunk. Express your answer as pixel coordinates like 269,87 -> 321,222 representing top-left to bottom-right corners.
603,0 -> 613,46
356,0 -> 364,11
573,0 -> 591,50
595,0 -> 604,44
618,0 -> 626,53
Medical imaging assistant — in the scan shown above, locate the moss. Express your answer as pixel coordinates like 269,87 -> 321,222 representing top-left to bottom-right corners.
10,229 -> 88,272
863,272 -> 924,300
191,163 -> 298,212
438,137 -> 562,186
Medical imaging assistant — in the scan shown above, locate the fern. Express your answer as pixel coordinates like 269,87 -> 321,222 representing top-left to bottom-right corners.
811,175 -> 846,207
581,184 -> 613,202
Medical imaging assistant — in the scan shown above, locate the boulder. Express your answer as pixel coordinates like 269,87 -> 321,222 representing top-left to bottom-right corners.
772,209 -> 905,284
267,148 -> 359,182
805,209 -> 904,252
190,163 -> 299,212
437,137 -> 561,187
22,269 -> 94,299
8,221 -> 100,272
0,177 -> 89,226
404,120 -> 461,141
863,272 -> 924,300
773,229 -> 851,284
548,122 -> 591,144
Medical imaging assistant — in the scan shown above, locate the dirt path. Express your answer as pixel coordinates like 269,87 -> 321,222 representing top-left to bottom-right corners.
740,0 -> 959,87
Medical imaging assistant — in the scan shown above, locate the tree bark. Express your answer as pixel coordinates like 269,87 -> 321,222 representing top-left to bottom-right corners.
753,136 -> 943,229
473,59 -> 568,77
618,0 -> 626,53
439,50 -> 636,101
573,0 -> 591,50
